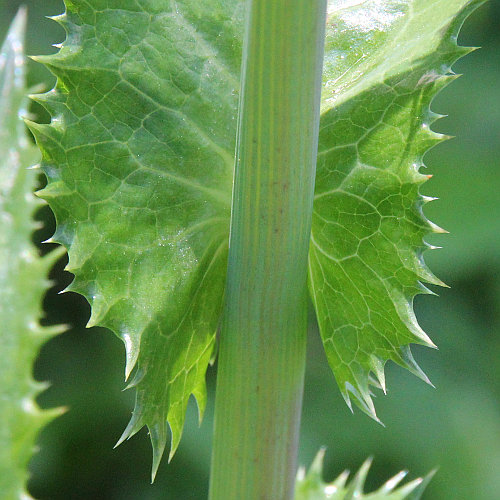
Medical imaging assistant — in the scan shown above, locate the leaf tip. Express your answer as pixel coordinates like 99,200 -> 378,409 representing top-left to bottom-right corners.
150,423 -> 168,483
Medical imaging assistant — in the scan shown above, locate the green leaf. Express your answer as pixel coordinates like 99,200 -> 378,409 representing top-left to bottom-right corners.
0,9 -> 64,498
308,0 -> 482,419
29,0 -> 481,475
28,0 -> 244,479
295,449 -> 434,500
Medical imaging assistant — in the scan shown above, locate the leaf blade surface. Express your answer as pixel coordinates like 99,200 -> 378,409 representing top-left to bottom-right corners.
309,0 -> 481,417
0,9 -> 63,497
29,0 -> 243,477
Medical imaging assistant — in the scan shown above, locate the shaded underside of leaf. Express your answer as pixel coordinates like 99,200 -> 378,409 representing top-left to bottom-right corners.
308,0 -> 483,418
0,9 -> 64,499
295,449 -> 434,500
28,0 -> 243,478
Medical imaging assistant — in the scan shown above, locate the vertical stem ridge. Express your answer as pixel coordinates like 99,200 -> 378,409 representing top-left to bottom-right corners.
209,2 -> 327,499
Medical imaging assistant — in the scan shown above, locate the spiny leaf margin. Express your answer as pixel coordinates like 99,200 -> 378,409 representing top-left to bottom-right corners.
27,0 -> 243,479
308,0 -> 484,420
295,449 -> 434,500
0,9 -> 65,499
27,0 -> 484,478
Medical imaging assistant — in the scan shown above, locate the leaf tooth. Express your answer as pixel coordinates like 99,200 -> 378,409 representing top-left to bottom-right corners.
35,324 -> 68,339
125,367 -> 145,389
421,194 -> 438,204
332,469 -> 350,490
414,171 -> 433,186
405,470 -> 437,500
27,377 -> 50,395
344,381 -> 383,425
46,325 -> 69,339
454,44 -> 478,59
29,90 -> 65,117
62,278 -> 82,295
423,239 -> 442,251
377,469 -> 408,492
393,478 -> 426,497
28,51 -> 68,67
367,375 -> 381,392
344,458 -> 372,499
121,330 -> 141,381
39,404 -> 68,422
192,379 -> 207,425
24,400 -> 67,425
209,335 -> 218,365
30,50 -> 81,75
167,404 -> 185,463
29,54 -> 58,66
430,71 -> 461,93
63,261 -> 77,274
298,448 -> 351,493
309,447 -> 327,477
49,224 -> 73,248
393,295 -> 436,349
369,355 -> 387,394
412,323 -> 437,349
399,345 -> 435,387
149,422 -> 168,482
24,321 -> 48,343
23,118 -> 54,140
417,282 -> 438,296
46,13 -> 68,28
28,90 -> 51,105
340,387 -> 354,413
427,219 -> 448,234
416,260 -> 448,287
296,466 -> 306,482
86,294 -> 108,328
420,125 -> 450,144
36,181 -> 71,200
115,411 -> 145,448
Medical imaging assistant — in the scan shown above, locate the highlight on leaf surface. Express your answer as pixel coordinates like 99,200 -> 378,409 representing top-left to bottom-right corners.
295,449 -> 434,500
28,0 -> 482,476
0,8 -> 65,498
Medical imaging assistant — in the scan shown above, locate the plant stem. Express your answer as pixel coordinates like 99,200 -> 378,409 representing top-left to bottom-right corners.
209,1 -> 327,498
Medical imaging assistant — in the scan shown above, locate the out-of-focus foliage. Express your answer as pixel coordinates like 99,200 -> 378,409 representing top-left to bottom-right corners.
2,0 -> 497,499
0,10 -> 64,498
295,450 -> 432,499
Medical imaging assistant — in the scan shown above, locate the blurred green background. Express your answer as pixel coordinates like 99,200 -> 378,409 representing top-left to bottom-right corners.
1,1 -> 499,498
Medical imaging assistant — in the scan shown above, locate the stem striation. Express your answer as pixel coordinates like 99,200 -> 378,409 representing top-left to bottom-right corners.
209,1 -> 327,498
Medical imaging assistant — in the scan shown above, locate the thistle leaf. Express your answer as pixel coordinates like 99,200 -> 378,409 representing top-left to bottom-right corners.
295,449 -> 434,500
29,0 -> 481,475
0,9 -> 64,498
308,0 -> 483,419
28,0 -> 244,479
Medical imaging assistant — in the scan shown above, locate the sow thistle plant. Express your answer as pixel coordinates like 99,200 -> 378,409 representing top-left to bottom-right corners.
0,0 -> 483,498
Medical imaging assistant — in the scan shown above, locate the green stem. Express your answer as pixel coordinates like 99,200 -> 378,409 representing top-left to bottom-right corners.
209,1 -> 327,499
